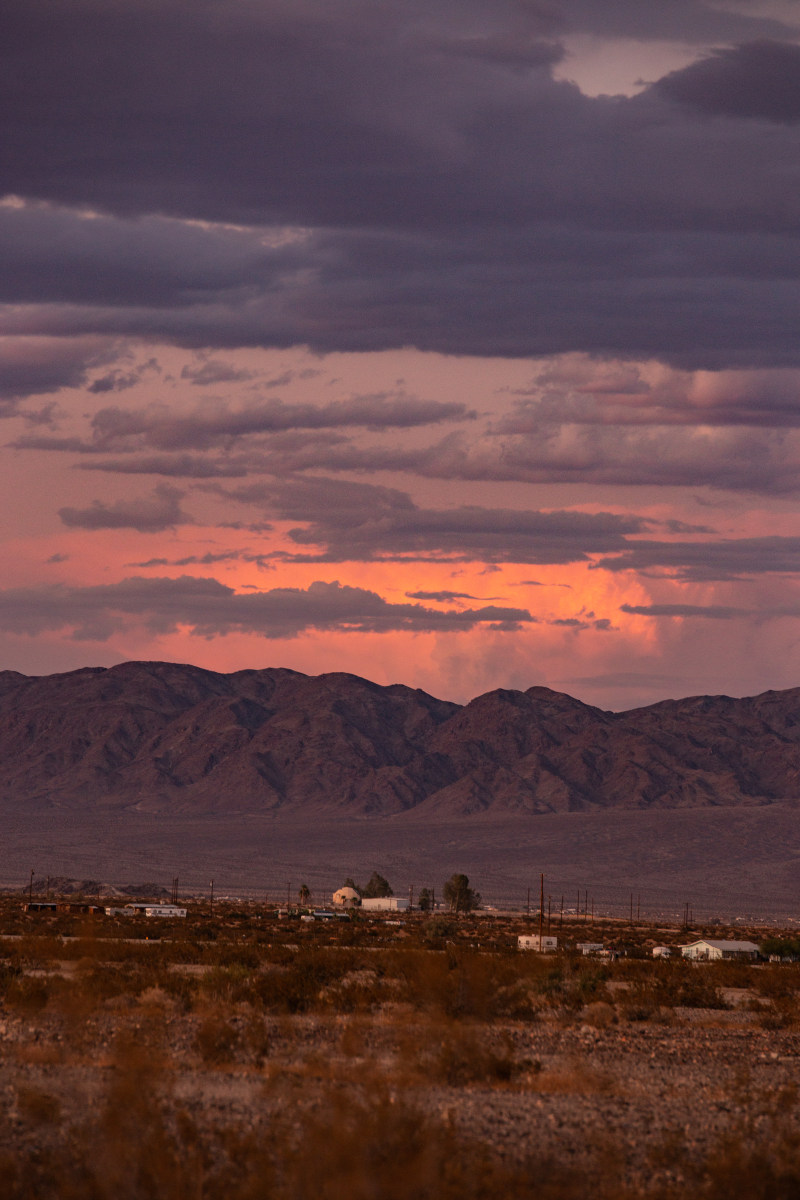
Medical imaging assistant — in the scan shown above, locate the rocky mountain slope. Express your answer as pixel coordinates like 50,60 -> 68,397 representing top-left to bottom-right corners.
2,661 -> 800,815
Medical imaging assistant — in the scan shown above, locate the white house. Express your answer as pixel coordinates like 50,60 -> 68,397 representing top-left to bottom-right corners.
680,939 -> 759,961
120,902 -> 186,917
518,934 -> 558,952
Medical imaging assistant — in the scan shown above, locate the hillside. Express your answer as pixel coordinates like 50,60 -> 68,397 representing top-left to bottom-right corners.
2,661 -> 800,816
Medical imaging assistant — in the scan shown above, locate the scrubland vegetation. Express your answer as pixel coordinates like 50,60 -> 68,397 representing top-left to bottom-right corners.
1,900 -> 800,1198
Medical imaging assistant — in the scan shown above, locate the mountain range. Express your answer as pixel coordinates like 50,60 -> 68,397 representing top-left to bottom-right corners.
2,660 -> 800,816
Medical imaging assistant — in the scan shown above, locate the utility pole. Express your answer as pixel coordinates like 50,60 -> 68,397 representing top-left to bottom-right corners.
630,892 -> 634,925
538,873 -> 544,949
408,885 -> 413,911
560,895 -> 564,927
28,869 -> 34,905
547,895 -> 551,933
527,887 -> 531,917
287,881 -> 291,909
637,895 -> 641,922
210,880 -> 214,917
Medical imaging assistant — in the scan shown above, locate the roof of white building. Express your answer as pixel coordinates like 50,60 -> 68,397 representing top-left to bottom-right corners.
682,939 -> 759,952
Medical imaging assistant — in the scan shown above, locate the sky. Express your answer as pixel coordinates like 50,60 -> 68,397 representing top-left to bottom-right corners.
3,0 -> 800,711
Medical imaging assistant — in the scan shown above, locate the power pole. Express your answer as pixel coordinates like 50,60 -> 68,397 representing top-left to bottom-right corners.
527,887 -> 531,917
539,873 -> 544,949
560,895 -> 564,927
210,879 -> 214,917
408,885 -> 413,911
28,869 -> 34,905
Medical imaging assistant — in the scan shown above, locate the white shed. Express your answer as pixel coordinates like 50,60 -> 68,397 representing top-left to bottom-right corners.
680,939 -> 759,961
518,934 -> 558,952
360,896 -> 409,911
652,945 -> 672,959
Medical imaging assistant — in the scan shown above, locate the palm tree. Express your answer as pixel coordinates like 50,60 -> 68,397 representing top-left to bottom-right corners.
298,883 -> 311,906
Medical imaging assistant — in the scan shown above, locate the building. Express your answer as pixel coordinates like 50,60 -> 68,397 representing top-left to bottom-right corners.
652,945 -> 673,958
680,939 -> 759,961
360,896 -> 409,912
575,942 -> 606,956
518,934 -> 558,952
118,903 -> 187,918
332,886 -> 361,908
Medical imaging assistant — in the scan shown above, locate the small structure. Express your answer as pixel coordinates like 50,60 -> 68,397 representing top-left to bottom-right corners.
652,945 -> 672,959
332,886 -> 361,908
518,934 -> 558,952
360,896 -> 409,912
120,902 -> 186,918
25,902 -> 57,913
576,942 -> 605,957
680,939 -> 759,961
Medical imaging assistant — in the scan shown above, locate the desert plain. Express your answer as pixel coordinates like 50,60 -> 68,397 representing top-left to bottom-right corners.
2,899 -> 800,1199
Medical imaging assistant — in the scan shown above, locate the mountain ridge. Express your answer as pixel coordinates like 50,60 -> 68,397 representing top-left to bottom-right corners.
2,660 -> 800,816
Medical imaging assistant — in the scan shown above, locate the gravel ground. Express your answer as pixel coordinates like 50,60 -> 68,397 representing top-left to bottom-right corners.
1,996 -> 799,1195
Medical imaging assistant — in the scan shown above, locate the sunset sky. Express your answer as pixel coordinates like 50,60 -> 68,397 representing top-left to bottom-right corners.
3,0 -> 800,710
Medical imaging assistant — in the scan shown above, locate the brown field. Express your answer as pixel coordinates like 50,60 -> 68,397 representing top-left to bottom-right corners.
2,901 -> 800,1198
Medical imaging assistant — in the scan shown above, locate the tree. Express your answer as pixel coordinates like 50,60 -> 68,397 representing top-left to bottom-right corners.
443,873 -> 480,913
361,871 -> 393,899
343,876 -> 361,896
298,883 -> 311,905
418,887 -> 433,912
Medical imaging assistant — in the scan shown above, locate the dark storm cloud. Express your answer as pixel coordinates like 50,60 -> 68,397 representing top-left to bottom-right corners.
0,576 -> 534,641
77,455 -> 251,479
80,394 -> 470,453
1,1 -> 800,369
0,336 -> 113,411
58,484 -> 191,533
222,476 -> 650,563
657,40 -> 800,123
621,602 -> 800,621
597,537 -> 800,581
556,0 -> 794,43
621,603 -> 745,619
405,590 -> 484,601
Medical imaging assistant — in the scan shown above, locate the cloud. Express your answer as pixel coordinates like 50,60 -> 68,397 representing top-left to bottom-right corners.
0,3 -> 799,369
58,483 -> 191,533
0,335 -> 113,412
221,476 -> 650,563
621,603 -> 745,619
598,536 -> 800,581
405,590 -> 484,601
24,393 -> 471,454
621,601 -> 800,621
657,40 -> 800,124
180,359 -> 256,386
0,576 -> 535,641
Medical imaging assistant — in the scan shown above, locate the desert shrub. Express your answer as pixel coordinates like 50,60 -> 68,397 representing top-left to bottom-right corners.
251,948 -> 359,1013
4,974 -> 52,1015
194,1011 -> 242,1064
427,1022 -> 517,1086
581,1000 -> 616,1028
15,1085 -> 61,1125
621,963 -> 728,1010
